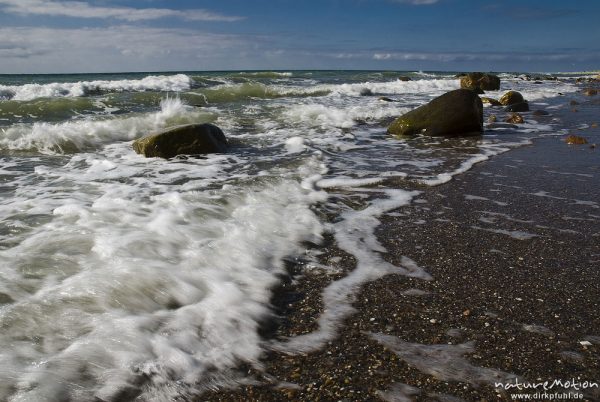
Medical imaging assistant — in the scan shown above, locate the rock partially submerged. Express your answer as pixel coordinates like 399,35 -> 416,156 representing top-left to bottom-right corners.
499,91 -> 529,112
387,89 -> 483,137
133,123 -> 228,158
499,91 -> 525,105
505,113 -> 524,124
565,135 -> 588,145
460,72 -> 501,92
583,88 -> 598,96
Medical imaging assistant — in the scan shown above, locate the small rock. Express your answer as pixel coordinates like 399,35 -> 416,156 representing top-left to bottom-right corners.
360,88 -> 374,96
505,113 -> 524,124
565,135 -> 588,145
583,88 -> 598,96
398,76 -> 411,82
378,96 -> 396,102
487,115 -> 497,123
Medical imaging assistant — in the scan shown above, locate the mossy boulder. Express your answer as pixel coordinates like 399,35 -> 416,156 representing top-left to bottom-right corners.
133,123 -> 228,158
499,91 -> 525,105
460,72 -> 501,91
387,89 -> 483,137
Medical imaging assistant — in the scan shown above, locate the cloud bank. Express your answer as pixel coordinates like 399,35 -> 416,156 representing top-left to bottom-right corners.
0,0 -> 244,22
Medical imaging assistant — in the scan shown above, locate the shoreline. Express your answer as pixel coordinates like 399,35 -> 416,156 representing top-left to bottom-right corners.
203,90 -> 599,401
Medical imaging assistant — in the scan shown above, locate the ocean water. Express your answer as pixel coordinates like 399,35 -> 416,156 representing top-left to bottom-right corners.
0,70 -> 584,400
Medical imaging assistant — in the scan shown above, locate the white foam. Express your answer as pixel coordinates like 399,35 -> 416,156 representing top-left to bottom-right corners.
273,189 -> 431,354
316,177 -> 383,189
0,74 -> 192,101
284,136 -> 308,153
420,140 -> 530,186
0,151 -> 328,401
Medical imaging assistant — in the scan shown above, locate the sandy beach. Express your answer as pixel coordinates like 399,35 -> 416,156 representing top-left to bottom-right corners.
204,86 -> 600,402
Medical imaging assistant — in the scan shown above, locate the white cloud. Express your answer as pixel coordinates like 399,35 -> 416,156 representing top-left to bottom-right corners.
0,0 -> 244,22
0,26 -> 256,72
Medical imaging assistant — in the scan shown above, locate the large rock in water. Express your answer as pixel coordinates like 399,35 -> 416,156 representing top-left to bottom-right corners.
460,72 -> 501,91
387,89 -> 483,137
499,91 -> 525,105
133,123 -> 227,158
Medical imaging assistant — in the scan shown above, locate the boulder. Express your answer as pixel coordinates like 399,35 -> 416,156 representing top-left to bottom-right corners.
460,72 -> 501,91
133,123 -> 228,158
499,91 -> 525,105
481,97 -> 502,106
387,89 -> 483,137
504,102 -> 530,112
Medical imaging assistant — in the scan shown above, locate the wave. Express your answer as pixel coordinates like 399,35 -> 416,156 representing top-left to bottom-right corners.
0,74 -> 192,101
0,98 -> 216,154
232,71 -> 293,79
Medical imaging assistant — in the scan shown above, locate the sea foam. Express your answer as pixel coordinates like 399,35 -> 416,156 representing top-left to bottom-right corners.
0,74 -> 192,101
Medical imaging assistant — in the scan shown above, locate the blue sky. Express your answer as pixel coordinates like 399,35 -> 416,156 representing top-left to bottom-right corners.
0,0 -> 598,73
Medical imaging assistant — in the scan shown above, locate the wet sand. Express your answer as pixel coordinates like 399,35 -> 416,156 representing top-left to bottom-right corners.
203,89 -> 600,402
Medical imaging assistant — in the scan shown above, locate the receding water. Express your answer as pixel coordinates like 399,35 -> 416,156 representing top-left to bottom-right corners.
0,70 -> 582,400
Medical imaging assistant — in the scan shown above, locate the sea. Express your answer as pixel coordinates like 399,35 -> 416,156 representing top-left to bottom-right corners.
0,70 -> 589,401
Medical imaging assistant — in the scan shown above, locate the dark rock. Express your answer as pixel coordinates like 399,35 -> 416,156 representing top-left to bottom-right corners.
379,96 -> 396,102
398,76 -> 411,82
480,97 -> 502,106
460,72 -> 501,91
565,135 -> 588,145
360,88 -> 374,96
499,91 -> 525,105
505,113 -> 524,124
133,123 -> 228,158
0,292 -> 14,304
532,110 -> 550,116
504,102 -> 530,112
387,89 -> 483,137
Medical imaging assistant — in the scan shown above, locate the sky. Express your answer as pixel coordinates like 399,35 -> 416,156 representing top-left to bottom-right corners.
0,0 -> 599,74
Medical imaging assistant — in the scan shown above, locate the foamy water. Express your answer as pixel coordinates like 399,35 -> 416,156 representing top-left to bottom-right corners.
0,70 -> 580,400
